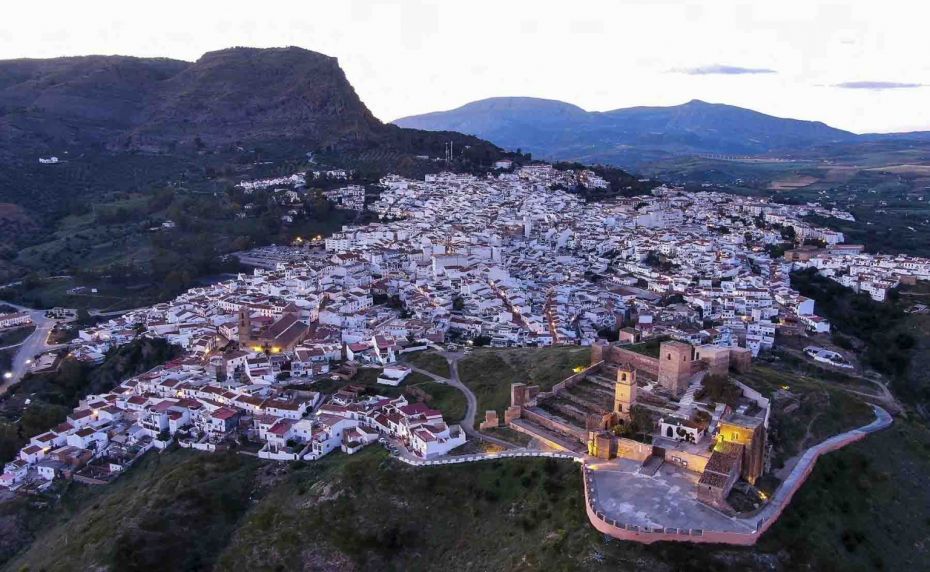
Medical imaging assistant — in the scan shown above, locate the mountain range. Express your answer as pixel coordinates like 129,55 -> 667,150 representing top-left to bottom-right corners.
0,47 -> 507,162
394,97 -> 930,168
0,47 -> 521,234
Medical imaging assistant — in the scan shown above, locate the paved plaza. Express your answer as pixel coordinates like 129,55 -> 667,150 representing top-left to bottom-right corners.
588,458 -> 756,533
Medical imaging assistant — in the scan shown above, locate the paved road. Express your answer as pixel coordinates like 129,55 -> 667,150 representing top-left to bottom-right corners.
1,301 -> 68,393
404,352 -> 517,450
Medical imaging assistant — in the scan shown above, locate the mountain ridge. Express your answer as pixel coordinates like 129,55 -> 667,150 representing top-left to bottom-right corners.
0,46 -> 388,156
393,96 -> 930,167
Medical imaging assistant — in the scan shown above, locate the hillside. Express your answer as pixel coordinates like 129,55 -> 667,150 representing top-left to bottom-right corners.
4,424 -> 930,571
394,97 -> 870,166
0,47 -> 512,201
0,48 -> 519,288
0,47 -> 384,155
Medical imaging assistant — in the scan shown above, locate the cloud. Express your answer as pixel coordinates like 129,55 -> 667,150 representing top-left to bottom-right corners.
672,64 -> 776,75
833,81 -> 925,90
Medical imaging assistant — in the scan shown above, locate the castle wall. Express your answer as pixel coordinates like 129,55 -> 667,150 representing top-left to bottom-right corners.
616,438 -> 651,462
604,347 -> 660,375
583,407 -> 891,546
664,448 -> 711,474
522,408 -> 588,442
729,347 -> 753,373
657,341 -> 694,396
694,345 -> 730,377
542,362 -> 603,400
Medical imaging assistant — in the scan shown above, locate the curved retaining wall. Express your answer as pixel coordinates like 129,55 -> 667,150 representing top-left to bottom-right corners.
582,405 -> 893,545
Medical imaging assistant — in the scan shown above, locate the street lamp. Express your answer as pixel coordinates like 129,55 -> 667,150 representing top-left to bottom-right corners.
2,372 -> 12,380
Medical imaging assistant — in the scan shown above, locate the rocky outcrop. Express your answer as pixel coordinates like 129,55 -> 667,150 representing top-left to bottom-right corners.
0,47 -> 383,155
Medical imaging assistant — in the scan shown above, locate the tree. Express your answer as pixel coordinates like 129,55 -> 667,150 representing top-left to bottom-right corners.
472,335 -> 492,347
76,307 -> 93,326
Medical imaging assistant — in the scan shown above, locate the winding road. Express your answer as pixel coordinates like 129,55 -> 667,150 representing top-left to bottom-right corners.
1,301 -> 68,394
404,351 -> 517,449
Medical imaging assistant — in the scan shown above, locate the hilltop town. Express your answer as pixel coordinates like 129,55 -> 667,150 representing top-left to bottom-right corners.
0,163 -> 909,541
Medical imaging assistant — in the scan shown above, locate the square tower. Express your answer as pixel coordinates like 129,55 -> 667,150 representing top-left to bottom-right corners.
614,365 -> 637,421
658,341 -> 694,396
237,308 -> 252,348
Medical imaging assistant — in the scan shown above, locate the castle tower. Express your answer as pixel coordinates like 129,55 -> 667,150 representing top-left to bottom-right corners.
510,383 -> 528,407
591,339 -> 608,366
613,365 -> 637,422
238,308 -> 252,348
657,341 -> 694,397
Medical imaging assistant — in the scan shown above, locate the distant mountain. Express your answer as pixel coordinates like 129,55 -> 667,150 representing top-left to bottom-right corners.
394,97 -> 926,167
394,97 -> 590,154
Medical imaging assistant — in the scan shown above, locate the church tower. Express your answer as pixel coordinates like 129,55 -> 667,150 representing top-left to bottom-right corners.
238,308 -> 252,348
614,365 -> 637,422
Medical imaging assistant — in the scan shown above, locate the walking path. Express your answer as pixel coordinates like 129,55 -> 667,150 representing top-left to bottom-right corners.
676,371 -> 706,416
404,352 -> 517,450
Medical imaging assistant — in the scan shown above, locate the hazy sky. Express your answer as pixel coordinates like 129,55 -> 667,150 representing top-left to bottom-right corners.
3,0 -> 930,133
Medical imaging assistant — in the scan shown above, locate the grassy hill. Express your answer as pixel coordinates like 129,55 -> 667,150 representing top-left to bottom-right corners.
2,450 -> 260,571
3,419 -> 928,571
457,346 -> 591,428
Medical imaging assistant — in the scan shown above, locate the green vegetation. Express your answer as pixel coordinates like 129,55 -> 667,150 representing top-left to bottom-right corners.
648,148 -> 930,258
695,374 -> 743,407
735,362 -> 876,469
215,448 -> 602,570
457,346 -> 591,427
759,420 -> 930,572
406,381 -> 467,423
404,350 -> 451,378
0,183 -> 357,309
624,337 -> 665,358
3,450 -> 259,571
5,425 -> 925,571
0,326 -> 34,348
791,269 -> 930,408
0,338 -> 181,464
0,350 -> 12,378
551,161 -> 659,200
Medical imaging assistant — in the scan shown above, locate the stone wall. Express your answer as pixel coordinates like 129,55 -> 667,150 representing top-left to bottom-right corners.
522,408 -> 588,442
504,405 -> 522,425
583,406 -> 891,546
616,438 -> 652,462
730,347 -> 753,373
664,448 -> 711,474
605,347 -> 660,375
695,345 -> 730,377
657,341 -> 694,396
541,361 -> 604,400
479,410 -> 500,430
